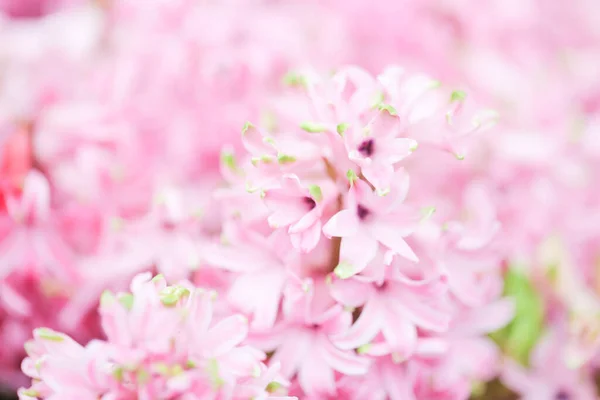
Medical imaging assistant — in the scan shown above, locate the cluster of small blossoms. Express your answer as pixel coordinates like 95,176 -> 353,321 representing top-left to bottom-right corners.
18,272 -> 293,400
206,66 -> 513,398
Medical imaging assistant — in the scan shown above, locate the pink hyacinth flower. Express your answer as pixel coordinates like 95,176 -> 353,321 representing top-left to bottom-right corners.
345,107 -> 417,195
264,174 -> 334,253
204,224 -> 295,331
329,267 -> 450,357
323,168 -> 420,278
262,276 -> 370,397
18,328 -> 112,400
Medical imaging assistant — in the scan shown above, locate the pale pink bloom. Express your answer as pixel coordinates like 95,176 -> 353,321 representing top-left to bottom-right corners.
378,66 -> 498,160
204,224 -> 295,331
20,272 -> 291,399
329,267 -> 450,356
344,107 -> 417,195
264,174 -> 335,253
323,169 -> 420,277
256,276 -> 370,397
18,329 -> 112,400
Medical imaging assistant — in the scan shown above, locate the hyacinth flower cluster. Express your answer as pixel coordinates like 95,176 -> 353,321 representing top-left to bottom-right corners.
18,272 -> 292,400
15,65 -> 514,399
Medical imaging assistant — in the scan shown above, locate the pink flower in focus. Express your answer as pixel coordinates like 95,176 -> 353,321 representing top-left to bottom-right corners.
254,276 -> 370,397
264,174 -> 335,253
344,107 -> 417,195
329,267 -> 450,356
323,168 -> 420,277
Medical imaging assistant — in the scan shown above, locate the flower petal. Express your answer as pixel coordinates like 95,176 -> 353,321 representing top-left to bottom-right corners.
322,209 -> 359,238
338,232 -> 379,277
369,221 -> 418,262
332,298 -> 383,350
204,315 -> 249,357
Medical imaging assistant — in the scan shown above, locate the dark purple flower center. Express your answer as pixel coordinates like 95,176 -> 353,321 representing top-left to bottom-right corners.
555,390 -> 570,400
358,138 -> 375,157
357,204 -> 370,220
303,196 -> 316,210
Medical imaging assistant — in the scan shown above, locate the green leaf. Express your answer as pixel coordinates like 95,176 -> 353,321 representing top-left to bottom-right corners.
491,267 -> 544,366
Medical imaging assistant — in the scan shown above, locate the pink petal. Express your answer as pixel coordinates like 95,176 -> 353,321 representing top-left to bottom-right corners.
218,346 -> 265,377
338,232 -> 379,276
19,170 -> 51,222
297,350 -> 336,396
332,298 -> 383,350
381,310 -> 418,357
288,208 -> 320,234
0,280 -> 31,317
452,298 -> 515,336
361,162 -> 394,195
415,338 -> 449,358
33,232 -> 77,281
379,138 -> 417,164
228,270 -> 286,331
391,289 -> 450,332
187,290 -> 214,335
322,209 -> 359,238
0,230 -> 27,279
204,315 -> 248,357
279,174 -> 306,195
271,331 -> 313,378
457,338 -> 501,381
369,221 -> 418,262
264,191 -> 307,228
329,276 -> 371,307
381,362 -> 417,400
367,108 -> 401,139
500,359 -> 533,394
241,124 -> 272,155
290,220 -> 321,253
204,243 -> 274,273
322,339 -> 370,375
